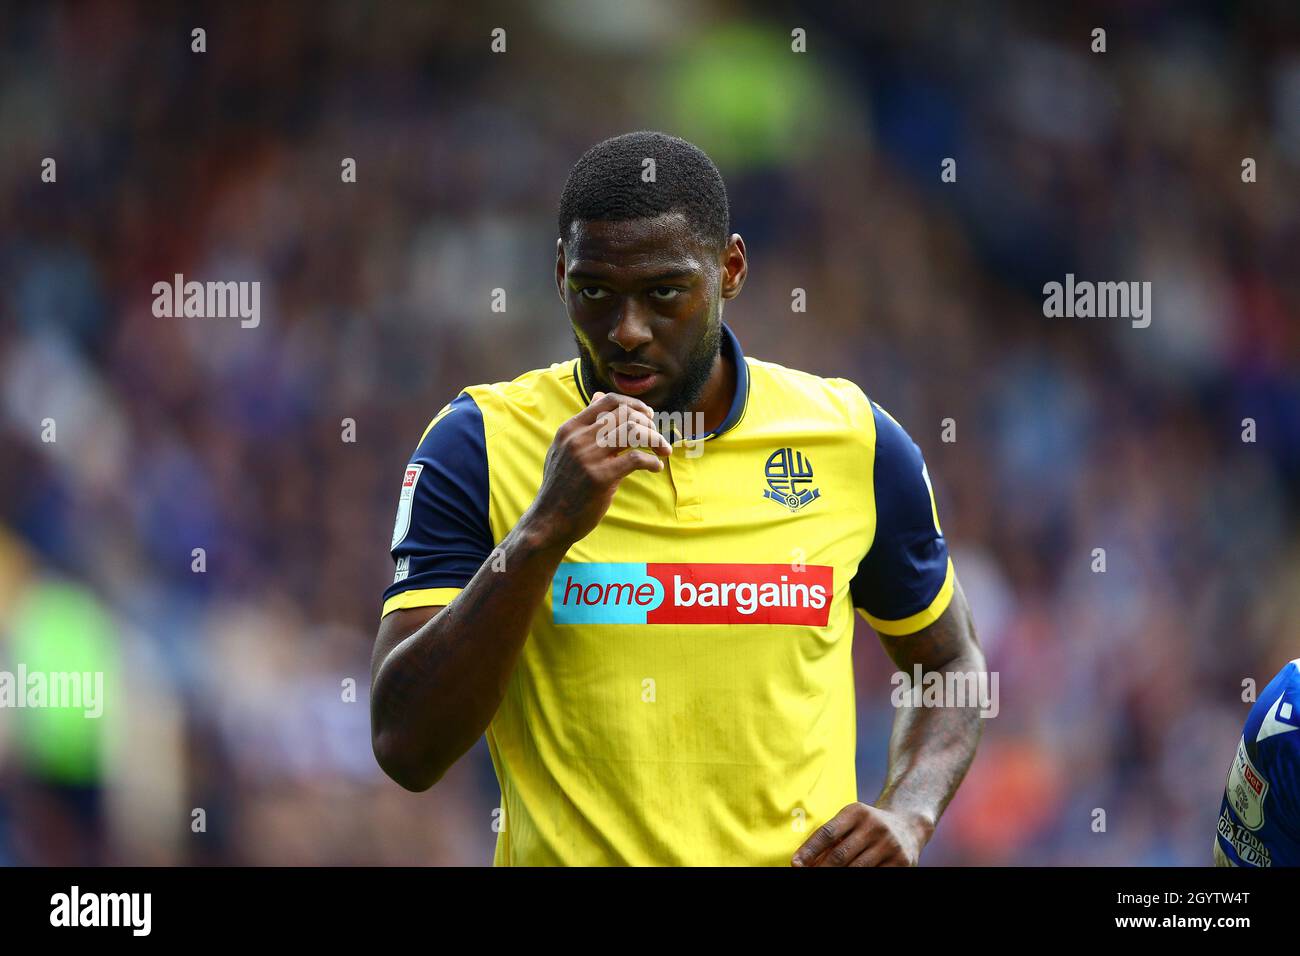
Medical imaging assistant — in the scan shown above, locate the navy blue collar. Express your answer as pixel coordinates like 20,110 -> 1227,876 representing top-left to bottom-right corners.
574,322 -> 750,441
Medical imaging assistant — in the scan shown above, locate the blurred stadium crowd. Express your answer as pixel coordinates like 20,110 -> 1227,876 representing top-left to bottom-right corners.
1,1 -> 1297,865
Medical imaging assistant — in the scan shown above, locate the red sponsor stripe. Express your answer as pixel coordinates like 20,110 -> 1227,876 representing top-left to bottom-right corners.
1243,763 -> 1264,795
645,563 -> 833,625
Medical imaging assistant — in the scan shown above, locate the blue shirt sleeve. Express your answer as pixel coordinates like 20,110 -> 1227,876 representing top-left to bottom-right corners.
849,401 -> 953,634
1216,660 -> 1300,866
381,391 -> 493,615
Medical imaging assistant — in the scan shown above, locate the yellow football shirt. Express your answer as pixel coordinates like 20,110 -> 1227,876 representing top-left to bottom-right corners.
382,323 -> 954,865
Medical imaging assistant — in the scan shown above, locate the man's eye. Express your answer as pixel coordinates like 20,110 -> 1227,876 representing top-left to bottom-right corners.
579,287 -> 611,301
649,287 -> 681,301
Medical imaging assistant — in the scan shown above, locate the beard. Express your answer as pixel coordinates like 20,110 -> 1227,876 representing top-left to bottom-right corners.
575,318 -> 722,419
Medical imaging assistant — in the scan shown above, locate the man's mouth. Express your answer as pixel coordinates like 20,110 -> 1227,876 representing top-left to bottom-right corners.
609,363 -> 662,396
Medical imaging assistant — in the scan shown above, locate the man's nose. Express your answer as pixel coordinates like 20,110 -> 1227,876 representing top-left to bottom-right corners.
608,302 -> 654,352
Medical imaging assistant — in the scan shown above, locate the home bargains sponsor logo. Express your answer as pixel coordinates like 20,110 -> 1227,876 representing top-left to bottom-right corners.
552,563 -> 832,626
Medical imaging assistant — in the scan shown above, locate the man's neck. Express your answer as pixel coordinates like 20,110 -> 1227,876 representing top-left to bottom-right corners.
689,349 -> 736,438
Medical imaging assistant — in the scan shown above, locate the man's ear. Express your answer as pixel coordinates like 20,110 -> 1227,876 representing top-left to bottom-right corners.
555,238 -> 567,304
720,233 -> 748,300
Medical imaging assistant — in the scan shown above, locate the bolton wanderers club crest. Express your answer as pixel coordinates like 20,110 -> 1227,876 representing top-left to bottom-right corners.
763,448 -> 820,512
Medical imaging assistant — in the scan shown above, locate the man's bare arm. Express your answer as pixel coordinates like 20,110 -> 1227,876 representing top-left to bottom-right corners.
369,392 -> 671,792
873,576 -> 985,840
369,520 -> 571,792
793,576 -> 985,866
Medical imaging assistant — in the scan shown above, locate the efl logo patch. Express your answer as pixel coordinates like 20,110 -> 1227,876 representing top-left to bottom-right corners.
763,448 -> 820,512
552,562 -> 832,626
1227,736 -> 1268,830
391,464 -> 423,549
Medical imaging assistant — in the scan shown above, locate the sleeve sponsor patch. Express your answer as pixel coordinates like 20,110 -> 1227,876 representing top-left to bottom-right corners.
1226,736 -> 1268,830
391,464 -> 424,550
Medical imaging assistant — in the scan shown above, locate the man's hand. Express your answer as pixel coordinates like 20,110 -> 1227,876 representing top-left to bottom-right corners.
524,390 -> 673,550
791,802 -> 933,867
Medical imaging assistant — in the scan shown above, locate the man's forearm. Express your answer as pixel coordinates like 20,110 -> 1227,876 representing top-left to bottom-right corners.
372,392 -> 673,791
371,512 -> 569,788
875,651 -> 985,840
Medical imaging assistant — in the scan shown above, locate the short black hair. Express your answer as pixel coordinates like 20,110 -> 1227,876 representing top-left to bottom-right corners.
557,131 -> 730,251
